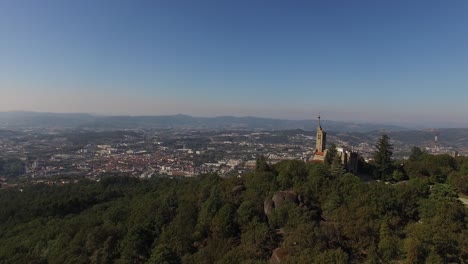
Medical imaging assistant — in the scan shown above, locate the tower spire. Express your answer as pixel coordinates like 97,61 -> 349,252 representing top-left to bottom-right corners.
314,113 -> 326,153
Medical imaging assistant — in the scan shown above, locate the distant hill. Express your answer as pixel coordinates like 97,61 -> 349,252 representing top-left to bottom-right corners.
84,114 -> 407,132
0,112 -> 95,129
0,111 -> 407,132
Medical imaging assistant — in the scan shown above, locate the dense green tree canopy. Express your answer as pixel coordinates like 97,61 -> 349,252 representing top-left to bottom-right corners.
0,156 -> 466,263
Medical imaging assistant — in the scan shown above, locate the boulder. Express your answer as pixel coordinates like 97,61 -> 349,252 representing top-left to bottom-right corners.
264,199 -> 274,216
272,191 -> 299,208
270,247 -> 288,264
264,191 -> 299,216
231,184 -> 246,193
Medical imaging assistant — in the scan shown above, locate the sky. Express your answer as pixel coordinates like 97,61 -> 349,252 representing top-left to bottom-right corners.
0,0 -> 467,126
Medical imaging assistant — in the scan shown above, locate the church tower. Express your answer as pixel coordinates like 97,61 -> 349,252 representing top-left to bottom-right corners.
315,115 -> 326,153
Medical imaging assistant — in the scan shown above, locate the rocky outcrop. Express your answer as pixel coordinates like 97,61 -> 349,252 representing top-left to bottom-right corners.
264,192 -> 299,263
270,247 -> 288,264
231,184 -> 246,193
264,199 -> 274,216
264,191 -> 299,216
272,191 -> 299,208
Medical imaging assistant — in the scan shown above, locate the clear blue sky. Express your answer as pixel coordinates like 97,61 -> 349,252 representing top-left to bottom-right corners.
1,0 -> 467,126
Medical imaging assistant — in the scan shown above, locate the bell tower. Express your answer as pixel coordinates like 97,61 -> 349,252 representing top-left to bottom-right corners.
315,115 -> 326,152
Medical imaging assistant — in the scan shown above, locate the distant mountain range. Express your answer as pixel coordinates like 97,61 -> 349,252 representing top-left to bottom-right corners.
0,112 -> 95,128
0,111 -> 412,132
1,111 -> 468,152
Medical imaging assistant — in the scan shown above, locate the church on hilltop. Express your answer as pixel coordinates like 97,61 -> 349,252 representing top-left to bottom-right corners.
311,116 -> 328,163
309,116 -> 359,174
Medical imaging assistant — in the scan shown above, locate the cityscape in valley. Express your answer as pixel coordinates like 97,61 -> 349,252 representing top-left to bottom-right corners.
1,112 -> 465,187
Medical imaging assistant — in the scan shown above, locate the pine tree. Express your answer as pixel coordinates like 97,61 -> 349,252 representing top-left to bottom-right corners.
405,238 -> 422,264
255,155 -> 270,172
409,146 -> 425,161
378,220 -> 398,261
330,154 -> 345,178
325,143 -> 338,165
373,134 -> 394,181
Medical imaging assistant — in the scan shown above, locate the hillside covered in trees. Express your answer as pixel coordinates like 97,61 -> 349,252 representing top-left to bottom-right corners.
0,149 -> 467,263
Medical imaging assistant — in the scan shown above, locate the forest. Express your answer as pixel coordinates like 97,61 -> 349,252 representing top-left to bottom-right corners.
0,140 -> 467,263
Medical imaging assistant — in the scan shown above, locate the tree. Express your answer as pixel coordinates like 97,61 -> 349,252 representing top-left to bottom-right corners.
194,187 -> 222,240
325,143 -> 338,165
211,204 -> 236,239
460,161 -> 468,174
330,154 -> 345,178
236,200 -> 262,226
240,220 -> 273,258
118,224 -> 154,263
373,134 -> 394,181
378,220 -> 399,261
148,245 -> 180,264
409,146 -> 425,161
392,169 -> 407,181
425,250 -> 443,264
448,173 -> 468,195
255,155 -> 270,172
405,238 -> 423,264
276,160 -> 307,189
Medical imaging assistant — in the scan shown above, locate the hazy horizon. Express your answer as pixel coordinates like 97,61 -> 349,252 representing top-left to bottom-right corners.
2,109 -> 468,129
1,1 -> 467,126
